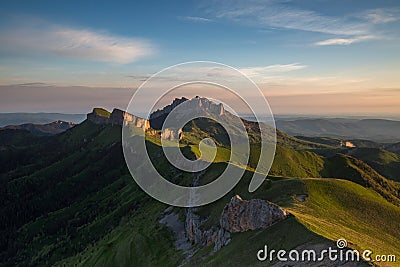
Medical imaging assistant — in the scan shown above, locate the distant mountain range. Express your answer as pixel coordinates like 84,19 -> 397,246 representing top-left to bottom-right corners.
0,120 -> 76,136
276,118 -> 400,142
0,112 -> 85,127
2,111 -> 399,142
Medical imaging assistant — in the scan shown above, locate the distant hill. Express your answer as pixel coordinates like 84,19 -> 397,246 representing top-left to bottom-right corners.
386,142 -> 400,154
0,121 -> 76,136
276,118 -> 400,142
0,112 -> 85,127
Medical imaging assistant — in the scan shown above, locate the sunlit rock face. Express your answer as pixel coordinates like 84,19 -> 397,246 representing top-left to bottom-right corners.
161,128 -> 183,141
220,195 -> 288,233
149,96 -> 226,130
87,108 -> 150,131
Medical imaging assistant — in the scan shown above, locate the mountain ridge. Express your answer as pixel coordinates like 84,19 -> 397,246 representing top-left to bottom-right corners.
1,97 -> 399,266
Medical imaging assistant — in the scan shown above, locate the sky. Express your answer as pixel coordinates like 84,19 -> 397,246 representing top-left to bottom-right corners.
0,0 -> 399,116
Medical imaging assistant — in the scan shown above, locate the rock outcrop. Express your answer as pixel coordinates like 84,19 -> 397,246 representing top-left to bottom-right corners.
184,195 -> 287,252
150,97 -> 189,121
87,108 -> 150,131
185,207 -> 231,252
220,195 -> 288,233
149,96 -> 225,130
161,128 -> 183,141
191,96 -> 225,116
87,108 -> 110,125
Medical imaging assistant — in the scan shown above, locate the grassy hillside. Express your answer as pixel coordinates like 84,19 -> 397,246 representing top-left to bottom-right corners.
189,175 -> 400,266
348,147 -> 400,181
292,178 -> 400,257
1,118 -> 399,266
322,154 -> 400,205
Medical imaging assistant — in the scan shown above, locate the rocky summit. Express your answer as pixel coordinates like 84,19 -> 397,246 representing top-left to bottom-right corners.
149,96 -> 225,130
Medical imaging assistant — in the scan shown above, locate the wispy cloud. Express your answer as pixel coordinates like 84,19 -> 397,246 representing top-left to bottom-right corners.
240,63 -> 306,77
315,35 -> 377,46
357,8 -> 400,24
204,1 -> 400,46
127,63 -> 306,83
0,22 -> 154,64
180,16 -> 213,23
209,1 -> 368,36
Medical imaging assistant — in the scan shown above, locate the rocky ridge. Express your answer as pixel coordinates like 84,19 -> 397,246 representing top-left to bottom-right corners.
86,96 -> 226,140
149,96 -> 225,130
87,108 -> 150,131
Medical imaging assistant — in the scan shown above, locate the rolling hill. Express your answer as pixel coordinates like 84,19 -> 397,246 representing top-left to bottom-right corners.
276,118 -> 400,142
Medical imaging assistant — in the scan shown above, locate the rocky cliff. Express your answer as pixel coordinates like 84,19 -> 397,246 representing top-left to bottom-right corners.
87,97 -> 226,140
87,108 -> 150,131
220,195 -> 288,232
191,96 -> 225,116
149,96 -> 225,130
150,97 -> 189,122
161,128 -> 183,141
184,195 -> 288,252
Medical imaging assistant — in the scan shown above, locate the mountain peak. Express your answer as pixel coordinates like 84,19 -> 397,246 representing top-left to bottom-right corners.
149,96 -> 225,130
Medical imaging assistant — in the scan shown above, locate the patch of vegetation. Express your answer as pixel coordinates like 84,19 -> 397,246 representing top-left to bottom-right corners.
93,108 -> 111,118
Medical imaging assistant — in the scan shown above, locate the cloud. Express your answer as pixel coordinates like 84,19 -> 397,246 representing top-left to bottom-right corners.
239,63 -> 306,77
181,16 -> 213,23
315,35 -> 376,46
357,8 -> 400,24
209,1 -> 368,36
204,1 -> 400,47
0,23 -> 154,64
127,63 -> 306,84
11,82 -> 52,87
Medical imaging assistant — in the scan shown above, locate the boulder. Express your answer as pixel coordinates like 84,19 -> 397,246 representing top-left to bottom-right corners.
220,195 -> 288,233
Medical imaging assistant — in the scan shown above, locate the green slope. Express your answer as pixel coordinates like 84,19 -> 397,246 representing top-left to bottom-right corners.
188,175 -> 400,266
1,118 -> 400,267
347,147 -> 400,181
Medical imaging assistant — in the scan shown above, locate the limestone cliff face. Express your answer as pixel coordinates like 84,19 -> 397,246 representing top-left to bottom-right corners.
149,96 -> 225,130
87,108 -> 183,139
87,109 -> 109,125
184,195 -> 288,252
191,96 -> 225,116
149,97 -> 189,122
220,195 -> 288,233
185,204 -> 231,252
161,128 -> 183,141
87,108 -> 150,131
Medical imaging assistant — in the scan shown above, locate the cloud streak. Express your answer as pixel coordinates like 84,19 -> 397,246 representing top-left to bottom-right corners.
127,63 -> 306,83
0,23 -> 154,64
357,8 -> 400,24
205,1 -> 400,46
315,35 -> 377,46
180,16 -> 213,23
239,63 -> 306,77
210,1 -> 368,36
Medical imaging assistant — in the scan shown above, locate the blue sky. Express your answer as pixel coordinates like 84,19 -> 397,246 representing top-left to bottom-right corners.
0,0 -> 399,115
